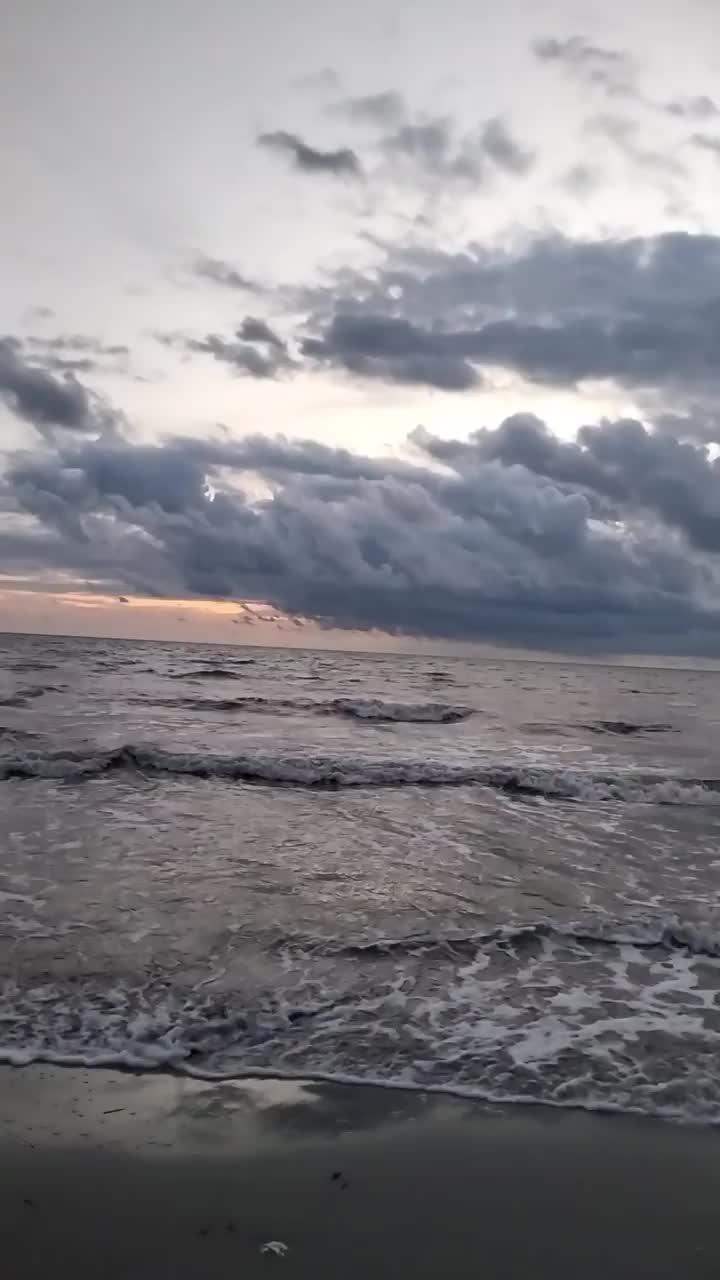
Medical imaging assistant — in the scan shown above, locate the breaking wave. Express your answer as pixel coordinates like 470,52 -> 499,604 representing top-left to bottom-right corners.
313,918 -> 720,960
2,741 -> 719,802
137,694 -> 474,723
3,913 -> 720,1122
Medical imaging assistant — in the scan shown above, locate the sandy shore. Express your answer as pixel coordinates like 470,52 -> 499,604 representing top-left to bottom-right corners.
1,1065 -> 719,1277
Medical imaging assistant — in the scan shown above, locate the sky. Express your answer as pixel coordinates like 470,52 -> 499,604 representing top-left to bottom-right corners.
2,0 -> 720,655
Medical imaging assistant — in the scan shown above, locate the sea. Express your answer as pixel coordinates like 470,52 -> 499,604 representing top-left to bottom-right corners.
2,631 -> 720,1123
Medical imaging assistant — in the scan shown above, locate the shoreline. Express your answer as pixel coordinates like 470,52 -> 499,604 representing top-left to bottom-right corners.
4,1056 -> 720,1128
2,1065 -> 720,1277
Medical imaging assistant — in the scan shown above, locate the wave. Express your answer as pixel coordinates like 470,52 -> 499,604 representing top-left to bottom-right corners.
168,664 -> 255,680
0,686 -> 55,708
0,725 -> 40,743
3,913 -> 720,1121
2,741 -> 719,802
137,694 -> 474,724
583,720 -> 674,736
315,918 -> 720,961
5,661 -> 57,673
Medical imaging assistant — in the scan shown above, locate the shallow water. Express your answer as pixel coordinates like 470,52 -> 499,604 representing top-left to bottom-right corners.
2,632 -> 720,1120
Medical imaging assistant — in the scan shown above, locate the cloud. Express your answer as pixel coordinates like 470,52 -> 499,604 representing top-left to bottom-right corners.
377,113 -> 533,184
27,335 -> 129,358
162,321 -> 292,379
22,334 -> 130,375
380,118 -> 478,179
5,416 -> 720,654
236,317 -> 285,349
415,414 -> 720,556
479,117 -> 535,175
194,256 -> 257,292
328,90 -> 405,126
690,132 -> 720,159
185,335 -> 290,379
664,95 -> 719,121
532,35 -> 637,98
293,230 -> 720,399
0,337 -> 115,436
257,131 -> 362,178
293,68 -> 341,94
301,314 -> 481,390
587,114 -> 686,177
562,163 -> 601,195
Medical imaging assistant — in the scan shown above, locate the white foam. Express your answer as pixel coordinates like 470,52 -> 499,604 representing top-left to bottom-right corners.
2,921 -> 720,1123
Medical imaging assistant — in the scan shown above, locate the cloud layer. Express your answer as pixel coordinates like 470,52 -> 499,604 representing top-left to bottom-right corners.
4,377 -> 720,653
177,230 -> 720,402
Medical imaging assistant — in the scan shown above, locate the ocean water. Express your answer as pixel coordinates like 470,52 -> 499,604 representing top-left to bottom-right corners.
2,632 -> 720,1122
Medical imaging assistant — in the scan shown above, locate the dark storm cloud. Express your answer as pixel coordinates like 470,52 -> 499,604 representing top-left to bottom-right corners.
257,131 -> 363,178
532,35 -> 637,98
194,256 -> 258,292
301,314 -> 481,390
414,415 -> 720,554
294,230 -> 720,398
5,416 -> 720,655
0,337 -> 113,436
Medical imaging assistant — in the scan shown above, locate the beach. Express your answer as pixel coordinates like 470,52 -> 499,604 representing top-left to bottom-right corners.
2,1065 -> 720,1278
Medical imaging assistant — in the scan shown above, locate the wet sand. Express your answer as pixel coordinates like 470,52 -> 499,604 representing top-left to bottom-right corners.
1,1066 -> 719,1278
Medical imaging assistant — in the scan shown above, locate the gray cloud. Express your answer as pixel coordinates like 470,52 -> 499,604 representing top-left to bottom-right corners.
0,337 -> 114,436
293,68 -> 341,94
380,118 -> 472,176
416,414 -> 720,555
27,335 -> 129,358
562,163 -> 601,195
377,113 -> 533,184
587,114 -> 686,177
194,256 -> 258,292
329,90 -> 405,126
257,131 -> 363,178
5,416 -> 720,654
665,95 -> 719,121
479,117 -> 535,175
185,334 -> 291,379
690,132 -> 720,159
22,334 -> 130,375
294,230 -> 720,398
162,320 -> 292,380
532,35 -> 637,98
301,314 -> 481,390
236,317 -> 285,349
